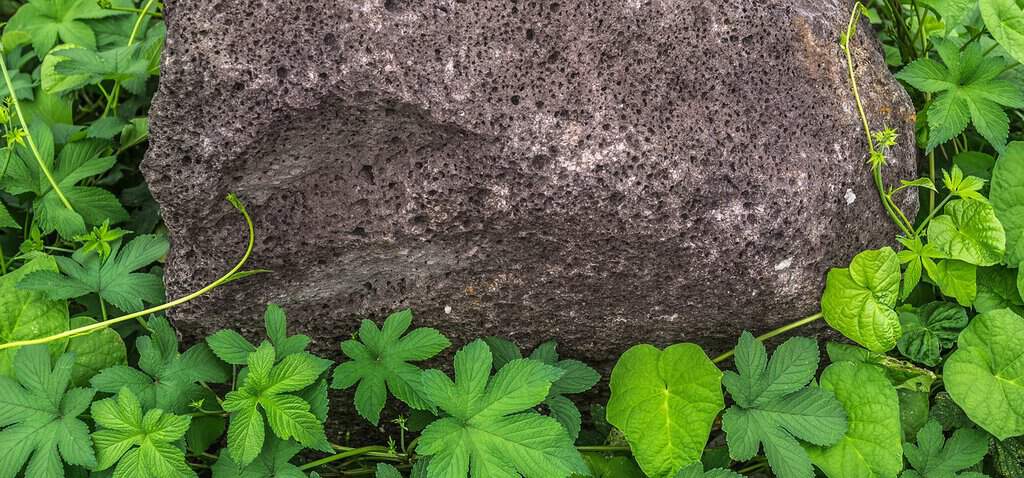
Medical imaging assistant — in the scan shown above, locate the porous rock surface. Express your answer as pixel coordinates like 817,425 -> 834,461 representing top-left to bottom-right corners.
145,1 -> 915,380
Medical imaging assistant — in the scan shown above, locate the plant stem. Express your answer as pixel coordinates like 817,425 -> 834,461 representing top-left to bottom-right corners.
712,312 -> 824,364
0,245 -> 6,274
104,0 -> 156,117
298,446 -> 393,471
99,299 -> 108,321
576,445 -> 632,453
0,195 -> 255,351
103,5 -> 163,18
914,193 -> 952,236
0,54 -> 74,211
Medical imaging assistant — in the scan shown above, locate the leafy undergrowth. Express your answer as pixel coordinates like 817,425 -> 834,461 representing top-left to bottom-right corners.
1,0 -> 1024,477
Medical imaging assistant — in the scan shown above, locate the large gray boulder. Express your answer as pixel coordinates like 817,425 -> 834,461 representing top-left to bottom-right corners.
144,0 -> 915,367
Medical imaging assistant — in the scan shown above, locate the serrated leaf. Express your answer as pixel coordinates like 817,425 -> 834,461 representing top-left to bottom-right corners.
66,316 -> 126,387
331,309 -> 450,425
5,0 -> 124,58
805,361 -> 904,478
991,142 -> 1024,266
722,334 -> 846,478
896,302 -> 968,366
903,420 -> 989,476
91,387 -> 195,478
0,256 -> 68,377
928,199 -> 1006,266
211,435 -> 306,478
944,309 -> 1024,440
0,346 -> 96,478
417,340 -> 587,478
822,247 -> 902,352
375,463 -> 403,478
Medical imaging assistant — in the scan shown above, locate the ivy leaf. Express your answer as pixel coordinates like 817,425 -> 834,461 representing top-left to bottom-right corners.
606,343 -> 723,478
924,259 -> 978,307
822,247 -> 902,352
927,199 -> 1006,267
91,387 -> 196,478
975,266 -> 1024,315
417,339 -> 588,478
90,316 -> 229,413
483,337 -> 600,440
896,40 -> 1024,152
944,308 -> 1024,440
331,309 -> 450,426
211,435 -> 307,478
991,142 -> 1024,267
18,234 -> 168,312
66,316 -> 126,387
0,256 -> 68,377
902,420 -> 989,477
721,333 -> 847,478
673,463 -> 743,478
5,0 -> 124,58
0,346 -> 96,478
896,302 -> 969,367
223,343 -> 332,467
805,361 -> 904,478
981,0 -> 1024,65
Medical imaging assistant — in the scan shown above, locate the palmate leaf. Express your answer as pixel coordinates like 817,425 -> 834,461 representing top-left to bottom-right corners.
91,387 -> 195,478
332,309 -> 450,425
54,44 -> 152,85
822,247 -> 902,352
944,309 -> 1024,440
223,342 -> 332,467
0,346 -> 96,478
0,256 -> 68,377
607,343 -> 724,478
417,340 -> 588,478
207,304 -> 312,366
18,233 -> 167,312
721,333 -> 847,478
896,302 -> 969,367
805,361 -> 904,478
901,420 -> 989,478
483,337 -> 600,440
90,316 -> 229,413
5,0 -> 125,58
211,434 -> 308,478
896,39 -> 1024,152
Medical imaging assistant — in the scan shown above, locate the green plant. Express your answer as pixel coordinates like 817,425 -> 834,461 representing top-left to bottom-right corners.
0,0 -> 1023,477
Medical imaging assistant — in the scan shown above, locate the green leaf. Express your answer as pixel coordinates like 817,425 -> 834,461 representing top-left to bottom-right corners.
0,346 -> 96,478
902,420 -> 989,477
207,329 -> 257,365
577,453 -> 645,478
66,316 -> 126,387
991,142 -> 1024,266
483,338 -> 599,440
897,40 -> 1024,152
91,387 -> 196,478
721,333 -> 847,478
18,234 -> 167,312
224,343 -> 332,467
955,151 -> 996,182
0,256 -> 68,377
944,309 -> 1024,440
41,44 -> 92,94
90,316 -> 229,413
928,199 -> 1006,266
5,0 -> 124,58
825,342 -> 938,393
606,343 -> 723,478
673,463 -> 743,478
896,302 -> 969,366
924,0 -> 979,30
942,165 -> 988,203
805,361 -> 904,478
417,340 -> 588,478
993,436 -> 1024,478
0,202 -> 18,229
211,435 -> 306,478
263,304 -> 310,358
185,415 -> 224,455
981,0 -> 1024,65
926,259 -> 978,307
975,266 -> 1024,315
822,247 -> 902,352
331,309 -> 450,425
375,463 -> 403,478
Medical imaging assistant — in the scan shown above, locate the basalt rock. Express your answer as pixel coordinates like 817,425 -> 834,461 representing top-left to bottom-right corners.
144,0 -> 916,420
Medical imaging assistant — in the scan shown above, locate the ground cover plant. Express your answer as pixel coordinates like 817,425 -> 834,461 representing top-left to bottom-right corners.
0,0 -> 1022,476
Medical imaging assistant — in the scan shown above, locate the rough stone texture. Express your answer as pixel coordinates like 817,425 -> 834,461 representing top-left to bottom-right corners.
145,0 -> 916,414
